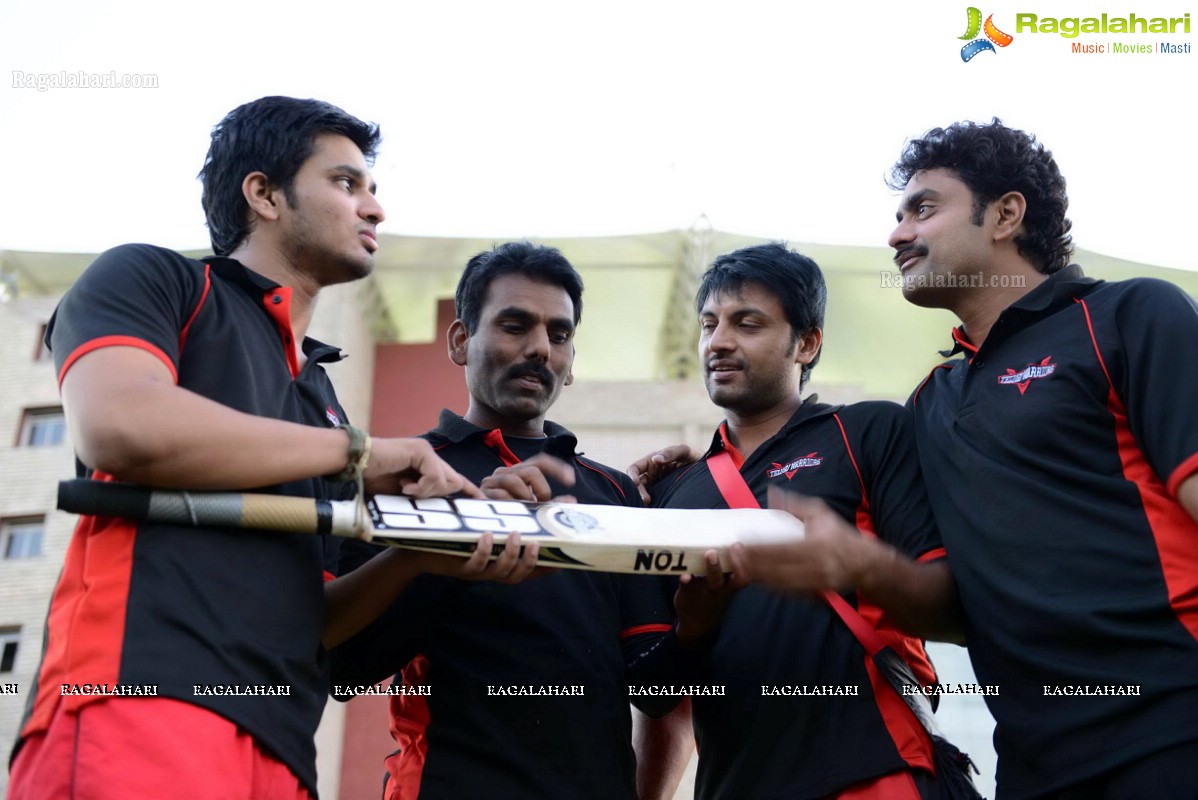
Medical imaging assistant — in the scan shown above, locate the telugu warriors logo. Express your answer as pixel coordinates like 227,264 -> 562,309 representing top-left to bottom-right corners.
959,7 -> 1015,61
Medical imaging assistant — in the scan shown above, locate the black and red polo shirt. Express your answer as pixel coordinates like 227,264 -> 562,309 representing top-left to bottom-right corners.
651,398 -> 945,800
909,265 -> 1198,798
18,243 -> 352,796
330,410 -> 676,800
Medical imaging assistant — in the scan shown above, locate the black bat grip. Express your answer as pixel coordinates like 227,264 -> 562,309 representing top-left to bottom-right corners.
57,479 -> 153,520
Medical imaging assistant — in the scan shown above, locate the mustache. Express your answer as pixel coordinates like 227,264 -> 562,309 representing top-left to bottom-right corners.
506,363 -> 555,385
894,244 -> 928,266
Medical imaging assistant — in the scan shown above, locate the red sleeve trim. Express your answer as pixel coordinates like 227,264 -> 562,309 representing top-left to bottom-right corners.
620,623 -> 673,639
575,458 -> 627,500
831,413 -> 869,511
322,570 -> 337,584
916,547 -> 947,563
1167,453 -> 1198,498
178,263 -> 212,355
911,363 -> 953,407
1076,297 -> 1118,400
58,336 -> 178,389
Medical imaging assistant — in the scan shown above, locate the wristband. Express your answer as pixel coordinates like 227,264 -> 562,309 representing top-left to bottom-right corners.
331,424 -> 372,483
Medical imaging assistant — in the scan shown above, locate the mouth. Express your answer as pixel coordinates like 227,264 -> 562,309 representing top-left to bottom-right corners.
894,247 -> 925,272
509,368 -> 552,392
706,361 -> 743,384
359,230 -> 378,253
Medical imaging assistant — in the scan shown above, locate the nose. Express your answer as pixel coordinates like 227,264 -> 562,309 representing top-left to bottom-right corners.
703,320 -> 736,356
361,192 -> 385,225
888,216 -> 913,250
524,325 -> 551,362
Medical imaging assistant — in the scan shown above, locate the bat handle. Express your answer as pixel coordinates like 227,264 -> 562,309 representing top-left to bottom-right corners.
58,479 -> 152,519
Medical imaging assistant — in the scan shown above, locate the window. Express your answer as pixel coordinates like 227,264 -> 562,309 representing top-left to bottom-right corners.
18,407 -> 66,447
0,627 -> 19,673
2,517 -> 44,559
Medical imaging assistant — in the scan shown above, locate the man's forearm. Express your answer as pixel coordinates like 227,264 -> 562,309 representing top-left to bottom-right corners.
855,543 -> 965,643
323,548 -> 423,649
62,347 -> 354,489
634,701 -> 694,800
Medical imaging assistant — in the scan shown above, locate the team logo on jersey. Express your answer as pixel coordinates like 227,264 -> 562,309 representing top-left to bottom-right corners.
997,356 -> 1057,395
325,405 -> 342,427
767,453 -> 822,480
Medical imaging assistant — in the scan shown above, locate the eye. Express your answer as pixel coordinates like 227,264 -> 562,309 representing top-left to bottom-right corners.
699,320 -> 716,333
549,330 -> 572,344
335,176 -> 354,192
916,203 -> 932,219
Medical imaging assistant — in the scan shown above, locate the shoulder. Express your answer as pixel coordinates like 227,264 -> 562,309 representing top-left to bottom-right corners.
832,400 -> 906,426
573,454 -> 641,506
829,401 -> 912,453
1096,276 -> 1197,314
82,243 -> 207,286
908,360 -> 959,409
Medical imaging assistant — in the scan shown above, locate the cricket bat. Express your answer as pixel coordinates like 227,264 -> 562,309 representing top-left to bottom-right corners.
56,480 -> 804,574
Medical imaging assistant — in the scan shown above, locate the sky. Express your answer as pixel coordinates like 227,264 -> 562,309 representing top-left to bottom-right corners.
0,0 -> 1194,271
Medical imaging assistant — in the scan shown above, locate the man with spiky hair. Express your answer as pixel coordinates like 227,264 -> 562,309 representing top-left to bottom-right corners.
888,119 -> 1198,798
642,243 -> 961,800
8,96 -> 529,800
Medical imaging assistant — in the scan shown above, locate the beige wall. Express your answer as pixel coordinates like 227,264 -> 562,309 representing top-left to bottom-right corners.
0,296 -> 78,797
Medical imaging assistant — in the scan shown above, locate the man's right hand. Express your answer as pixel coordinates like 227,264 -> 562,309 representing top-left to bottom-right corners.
627,444 -> 701,503
480,453 -> 576,502
365,438 -> 484,498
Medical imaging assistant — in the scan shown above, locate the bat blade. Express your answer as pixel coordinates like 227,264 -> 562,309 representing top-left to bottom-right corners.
367,496 -> 804,574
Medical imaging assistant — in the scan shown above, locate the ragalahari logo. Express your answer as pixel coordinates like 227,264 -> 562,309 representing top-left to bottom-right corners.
959,7 -> 1014,61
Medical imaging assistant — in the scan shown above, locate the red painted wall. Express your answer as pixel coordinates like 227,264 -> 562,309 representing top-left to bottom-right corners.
370,298 -> 469,436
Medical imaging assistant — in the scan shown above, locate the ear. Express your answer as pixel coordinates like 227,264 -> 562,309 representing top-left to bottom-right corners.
242,171 -> 285,223
448,319 -> 470,366
991,191 -> 1027,243
795,328 -> 823,366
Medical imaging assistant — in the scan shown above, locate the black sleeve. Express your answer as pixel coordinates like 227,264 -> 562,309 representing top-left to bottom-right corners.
621,572 -> 710,718
1108,279 -> 1198,497
845,402 -> 944,561
46,244 -> 205,382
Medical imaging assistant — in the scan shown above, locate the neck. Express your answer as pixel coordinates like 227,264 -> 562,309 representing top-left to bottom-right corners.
227,238 -> 320,344
724,394 -> 803,460
949,258 -> 1048,349
464,405 -> 547,439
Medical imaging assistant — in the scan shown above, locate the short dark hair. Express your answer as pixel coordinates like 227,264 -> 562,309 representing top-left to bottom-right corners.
199,96 -> 381,255
887,118 -> 1073,274
455,241 -> 584,333
695,243 -> 826,389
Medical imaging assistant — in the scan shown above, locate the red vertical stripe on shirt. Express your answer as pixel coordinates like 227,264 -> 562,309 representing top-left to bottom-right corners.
179,263 -> 212,355
21,471 -> 137,737
833,414 -> 938,688
385,654 -> 432,800
1079,298 -> 1198,642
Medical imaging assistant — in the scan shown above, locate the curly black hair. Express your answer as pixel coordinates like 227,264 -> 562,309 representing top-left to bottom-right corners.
888,119 -> 1073,274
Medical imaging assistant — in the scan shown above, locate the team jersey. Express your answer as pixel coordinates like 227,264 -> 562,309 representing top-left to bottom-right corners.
909,265 -> 1198,798
330,410 -> 675,800
652,398 -> 945,800
17,243 -> 352,795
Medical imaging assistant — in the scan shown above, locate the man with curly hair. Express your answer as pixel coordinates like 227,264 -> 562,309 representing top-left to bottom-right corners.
885,119 -> 1198,799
